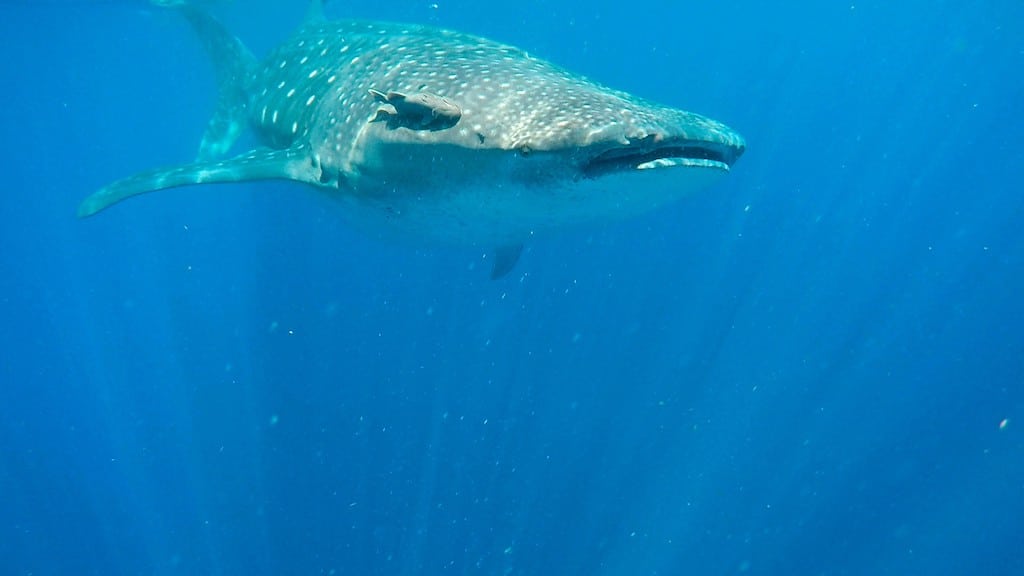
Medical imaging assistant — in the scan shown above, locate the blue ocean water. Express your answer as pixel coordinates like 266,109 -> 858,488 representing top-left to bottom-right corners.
1,0 -> 1022,574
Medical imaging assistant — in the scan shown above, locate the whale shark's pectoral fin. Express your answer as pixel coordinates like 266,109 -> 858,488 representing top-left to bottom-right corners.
490,244 -> 524,279
78,147 -> 326,218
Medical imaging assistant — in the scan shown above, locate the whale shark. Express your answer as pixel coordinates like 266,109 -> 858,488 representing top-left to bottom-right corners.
78,1 -> 745,277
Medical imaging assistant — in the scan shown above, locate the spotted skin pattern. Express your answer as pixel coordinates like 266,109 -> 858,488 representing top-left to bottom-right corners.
247,20 -> 743,159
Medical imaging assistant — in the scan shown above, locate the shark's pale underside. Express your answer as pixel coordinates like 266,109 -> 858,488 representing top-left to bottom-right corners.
78,0 -> 746,277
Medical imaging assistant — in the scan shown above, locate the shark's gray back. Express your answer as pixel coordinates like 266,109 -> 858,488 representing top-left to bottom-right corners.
246,20 -> 696,162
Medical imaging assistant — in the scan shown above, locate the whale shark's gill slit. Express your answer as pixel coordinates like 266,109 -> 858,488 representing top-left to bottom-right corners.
582,144 -> 735,179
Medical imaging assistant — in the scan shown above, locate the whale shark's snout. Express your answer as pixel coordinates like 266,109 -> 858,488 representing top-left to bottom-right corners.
583,135 -> 743,177
577,111 -> 746,179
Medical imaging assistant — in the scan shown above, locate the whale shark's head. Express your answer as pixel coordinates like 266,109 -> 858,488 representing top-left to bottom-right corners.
329,31 -> 745,243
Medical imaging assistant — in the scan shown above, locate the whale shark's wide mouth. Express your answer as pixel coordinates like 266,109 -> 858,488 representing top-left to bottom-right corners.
582,140 -> 743,179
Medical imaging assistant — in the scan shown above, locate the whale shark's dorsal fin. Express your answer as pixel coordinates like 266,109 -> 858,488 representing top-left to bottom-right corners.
78,147 -> 325,218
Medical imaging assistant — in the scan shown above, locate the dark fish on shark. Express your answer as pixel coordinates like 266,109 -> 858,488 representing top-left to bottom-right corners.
78,0 -> 745,277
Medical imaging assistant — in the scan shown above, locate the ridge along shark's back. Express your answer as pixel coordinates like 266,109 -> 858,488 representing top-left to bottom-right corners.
79,1 -> 745,278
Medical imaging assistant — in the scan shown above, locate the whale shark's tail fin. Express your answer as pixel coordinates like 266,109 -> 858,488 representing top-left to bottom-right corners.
156,1 -> 257,160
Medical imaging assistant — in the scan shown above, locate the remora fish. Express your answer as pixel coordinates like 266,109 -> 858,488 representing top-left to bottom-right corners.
78,1 -> 745,277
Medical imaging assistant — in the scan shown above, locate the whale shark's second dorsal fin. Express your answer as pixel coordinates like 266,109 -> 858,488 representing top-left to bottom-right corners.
78,147 -> 327,218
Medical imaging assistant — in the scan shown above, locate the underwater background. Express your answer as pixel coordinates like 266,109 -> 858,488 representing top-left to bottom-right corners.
1,0 -> 1022,574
